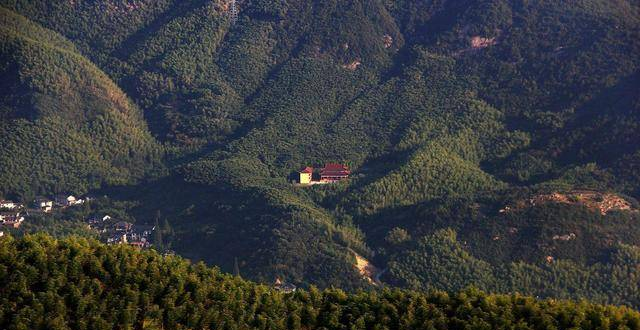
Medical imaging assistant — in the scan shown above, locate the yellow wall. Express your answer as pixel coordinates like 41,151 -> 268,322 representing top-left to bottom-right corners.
299,172 -> 312,184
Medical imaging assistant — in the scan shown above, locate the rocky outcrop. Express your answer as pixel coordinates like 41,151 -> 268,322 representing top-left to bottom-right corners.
351,249 -> 381,286
470,36 -> 497,49
342,60 -> 362,71
502,190 -> 635,215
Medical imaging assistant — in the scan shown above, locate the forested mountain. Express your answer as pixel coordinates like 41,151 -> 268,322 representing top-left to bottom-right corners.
0,8 -> 163,198
2,235 -> 640,330
0,0 -> 639,309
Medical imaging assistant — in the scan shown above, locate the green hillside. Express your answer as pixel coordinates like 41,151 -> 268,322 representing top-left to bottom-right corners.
0,0 -> 639,307
2,235 -> 640,330
0,8 -> 163,198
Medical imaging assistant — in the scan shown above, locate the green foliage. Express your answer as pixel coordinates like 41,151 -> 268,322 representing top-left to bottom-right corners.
388,229 -> 497,291
378,195 -> 640,308
2,234 -> 639,330
384,227 -> 410,246
0,0 -> 180,57
386,227 -> 640,307
102,175 -> 370,290
9,214 -> 96,239
0,9 -> 163,198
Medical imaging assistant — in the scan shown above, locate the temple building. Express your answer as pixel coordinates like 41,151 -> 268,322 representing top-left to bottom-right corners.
298,163 -> 350,184
320,163 -> 350,182
299,167 -> 313,184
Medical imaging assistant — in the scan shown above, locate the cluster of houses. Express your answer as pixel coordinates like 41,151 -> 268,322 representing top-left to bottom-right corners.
0,194 -> 88,229
36,194 -> 86,212
31,194 -> 86,213
298,163 -> 350,185
0,200 -> 24,228
87,215 -> 155,249
1,199 -> 26,229
1,194 -> 156,249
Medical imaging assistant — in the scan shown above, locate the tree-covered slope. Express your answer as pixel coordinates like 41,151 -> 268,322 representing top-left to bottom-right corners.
385,228 -> 640,308
0,8 -> 163,198
0,0 -> 638,302
2,234 -> 640,330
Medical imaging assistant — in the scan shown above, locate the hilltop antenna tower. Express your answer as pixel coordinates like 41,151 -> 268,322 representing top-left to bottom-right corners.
228,0 -> 239,24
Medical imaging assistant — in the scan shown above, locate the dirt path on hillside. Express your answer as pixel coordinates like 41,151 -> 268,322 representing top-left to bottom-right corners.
349,248 -> 383,286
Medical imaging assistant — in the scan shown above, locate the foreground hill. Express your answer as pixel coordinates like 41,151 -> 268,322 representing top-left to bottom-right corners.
0,8 -> 163,198
1,235 -> 639,330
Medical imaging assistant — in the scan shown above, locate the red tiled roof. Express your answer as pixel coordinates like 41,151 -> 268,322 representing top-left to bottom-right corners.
300,167 -> 314,174
320,163 -> 350,176
323,163 -> 348,170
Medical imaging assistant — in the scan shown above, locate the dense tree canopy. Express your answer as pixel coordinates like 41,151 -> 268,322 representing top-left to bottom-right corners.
1,235 -> 639,330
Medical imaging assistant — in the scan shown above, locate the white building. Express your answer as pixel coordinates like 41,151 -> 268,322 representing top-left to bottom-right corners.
34,198 -> 54,212
55,195 -> 85,207
0,200 -> 19,210
0,211 -> 24,228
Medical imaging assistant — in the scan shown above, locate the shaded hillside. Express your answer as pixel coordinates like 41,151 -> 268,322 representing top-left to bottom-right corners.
0,9 -> 163,198
385,228 -> 640,307
359,189 -> 640,306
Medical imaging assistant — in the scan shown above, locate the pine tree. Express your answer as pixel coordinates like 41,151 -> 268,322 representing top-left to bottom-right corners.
154,211 -> 163,252
234,257 -> 241,277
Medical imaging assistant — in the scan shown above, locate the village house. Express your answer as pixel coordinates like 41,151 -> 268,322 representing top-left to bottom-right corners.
273,278 -> 297,293
55,194 -> 84,207
128,241 -> 148,248
135,224 -> 156,238
107,233 -> 127,245
107,231 -> 149,246
0,211 -> 24,228
125,225 -> 155,247
87,215 -> 111,232
114,221 -> 133,232
320,163 -> 350,182
33,197 -> 54,213
87,214 -> 155,249
87,214 -> 111,225
0,200 -> 21,210
126,230 -> 146,242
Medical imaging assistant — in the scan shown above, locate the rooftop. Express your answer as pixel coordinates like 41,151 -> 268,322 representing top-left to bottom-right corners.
321,163 -> 350,176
